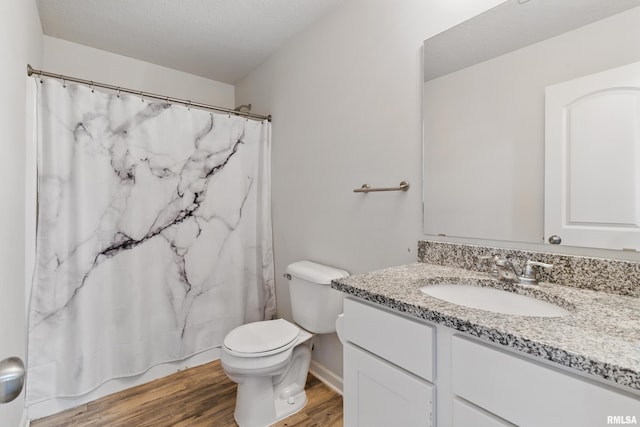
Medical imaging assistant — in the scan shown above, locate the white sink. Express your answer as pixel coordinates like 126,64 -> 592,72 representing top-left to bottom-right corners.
420,284 -> 570,317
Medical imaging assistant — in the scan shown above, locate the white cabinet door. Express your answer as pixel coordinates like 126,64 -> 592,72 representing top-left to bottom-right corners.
545,60 -> 640,250
344,343 -> 435,427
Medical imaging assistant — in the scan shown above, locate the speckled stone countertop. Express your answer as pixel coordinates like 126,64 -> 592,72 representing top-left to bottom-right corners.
332,262 -> 640,392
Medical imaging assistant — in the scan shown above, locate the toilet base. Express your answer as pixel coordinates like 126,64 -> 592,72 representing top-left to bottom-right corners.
274,389 -> 308,422
227,333 -> 313,427
233,385 -> 307,427
235,389 -> 307,427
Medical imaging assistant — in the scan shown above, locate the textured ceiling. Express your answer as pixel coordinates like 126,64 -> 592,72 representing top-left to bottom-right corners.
36,0 -> 346,84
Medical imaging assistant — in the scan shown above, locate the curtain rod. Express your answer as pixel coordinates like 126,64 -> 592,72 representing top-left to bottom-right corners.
27,64 -> 271,122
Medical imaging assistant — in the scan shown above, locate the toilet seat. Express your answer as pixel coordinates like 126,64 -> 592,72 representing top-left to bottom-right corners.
224,319 -> 300,358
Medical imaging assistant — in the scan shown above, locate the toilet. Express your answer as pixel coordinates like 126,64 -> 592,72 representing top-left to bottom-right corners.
220,260 -> 348,427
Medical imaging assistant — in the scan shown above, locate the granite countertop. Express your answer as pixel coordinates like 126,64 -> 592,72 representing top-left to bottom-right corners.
332,262 -> 640,392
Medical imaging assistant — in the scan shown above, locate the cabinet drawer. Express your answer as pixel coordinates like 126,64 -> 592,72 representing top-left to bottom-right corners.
453,398 -> 514,427
344,343 -> 435,427
344,298 -> 434,381
452,335 -> 640,427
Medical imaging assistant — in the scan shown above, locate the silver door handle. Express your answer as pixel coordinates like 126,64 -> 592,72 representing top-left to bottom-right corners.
0,357 -> 25,403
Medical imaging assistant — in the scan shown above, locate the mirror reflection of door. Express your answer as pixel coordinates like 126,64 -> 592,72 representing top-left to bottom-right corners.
545,61 -> 640,251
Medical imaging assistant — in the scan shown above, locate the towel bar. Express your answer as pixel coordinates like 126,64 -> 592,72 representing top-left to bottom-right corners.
353,181 -> 410,193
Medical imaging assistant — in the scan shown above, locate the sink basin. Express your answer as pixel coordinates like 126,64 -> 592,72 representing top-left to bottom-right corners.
420,284 -> 570,317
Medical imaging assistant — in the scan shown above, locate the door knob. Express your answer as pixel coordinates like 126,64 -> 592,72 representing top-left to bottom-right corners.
0,357 -> 25,403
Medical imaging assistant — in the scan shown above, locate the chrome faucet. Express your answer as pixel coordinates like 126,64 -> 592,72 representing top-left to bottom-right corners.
479,256 -> 553,285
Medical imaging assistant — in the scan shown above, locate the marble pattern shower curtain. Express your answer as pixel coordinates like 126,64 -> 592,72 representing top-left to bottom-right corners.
27,78 -> 275,404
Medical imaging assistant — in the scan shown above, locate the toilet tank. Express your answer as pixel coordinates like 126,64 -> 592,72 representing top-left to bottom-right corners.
286,261 -> 349,334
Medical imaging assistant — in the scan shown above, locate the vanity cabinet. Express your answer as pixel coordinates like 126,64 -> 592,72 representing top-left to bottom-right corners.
342,297 -> 640,427
452,336 -> 640,427
343,298 -> 435,427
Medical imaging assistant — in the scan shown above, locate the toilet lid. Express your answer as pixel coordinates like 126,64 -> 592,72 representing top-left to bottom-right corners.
224,319 -> 300,355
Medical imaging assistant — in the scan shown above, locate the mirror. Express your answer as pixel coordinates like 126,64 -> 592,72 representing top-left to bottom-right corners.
422,0 -> 640,250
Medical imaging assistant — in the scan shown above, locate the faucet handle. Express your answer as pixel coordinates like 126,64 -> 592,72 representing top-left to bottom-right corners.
478,255 -> 499,278
494,257 -> 510,266
521,260 -> 554,283
526,260 -> 554,270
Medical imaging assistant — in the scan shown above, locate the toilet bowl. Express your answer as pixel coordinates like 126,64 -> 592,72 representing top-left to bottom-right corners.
220,261 -> 348,427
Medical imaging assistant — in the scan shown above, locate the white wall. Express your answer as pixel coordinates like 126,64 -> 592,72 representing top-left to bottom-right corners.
27,36 -> 236,421
0,0 -> 42,426
236,0 -> 505,382
43,36 -> 235,109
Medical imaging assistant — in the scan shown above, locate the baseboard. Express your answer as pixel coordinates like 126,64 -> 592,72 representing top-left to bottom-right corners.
309,360 -> 343,396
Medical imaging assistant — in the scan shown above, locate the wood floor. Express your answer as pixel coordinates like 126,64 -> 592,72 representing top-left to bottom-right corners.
31,360 -> 343,427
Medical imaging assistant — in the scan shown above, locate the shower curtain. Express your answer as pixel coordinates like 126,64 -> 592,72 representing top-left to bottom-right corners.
26,78 -> 275,404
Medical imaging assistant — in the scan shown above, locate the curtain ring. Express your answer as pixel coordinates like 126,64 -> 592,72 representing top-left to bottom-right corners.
90,81 -> 94,93
38,72 -> 43,84
187,100 -> 191,110
140,91 -> 144,102
62,78 -> 66,88
116,87 -> 121,98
